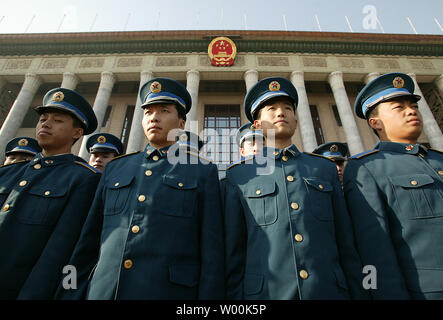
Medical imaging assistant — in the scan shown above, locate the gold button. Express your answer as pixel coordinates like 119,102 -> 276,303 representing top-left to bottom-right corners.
256,189 -> 261,195
286,175 -> 294,182
152,155 -> 159,161
294,234 -> 303,242
34,164 -> 41,170
44,191 -> 51,196
178,182 -> 184,187
410,180 -> 418,186
319,184 -> 324,189
282,156 -> 288,162
19,180 -> 27,187
299,270 -> 309,279
146,149 -> 152,154
438,170 -> 443,176
131,225 -> 140,234
3,204 -> 10,211
145,170 -> 152,176
291,202 -> 299,210
138,195 -> 146,202
123,259 -> 133,269
114,182 -> 120,187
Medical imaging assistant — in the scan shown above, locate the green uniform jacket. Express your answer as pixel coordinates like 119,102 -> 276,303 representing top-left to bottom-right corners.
343,141 -> 443,299
224,145 -> 369,300
56,143 -> 225,300
0,153 -> 101,299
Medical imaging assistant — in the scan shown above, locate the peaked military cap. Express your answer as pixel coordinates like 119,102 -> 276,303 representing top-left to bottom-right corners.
244,77 -> 298,122
86,133 -> 124,155
235,123 -> 266,147
177,130 -> 205,152
34,87 -> 98,135
312,142 -> 349,161
354,73 -> 421,119
5,137 -> 42,156
139,77 -> 192,114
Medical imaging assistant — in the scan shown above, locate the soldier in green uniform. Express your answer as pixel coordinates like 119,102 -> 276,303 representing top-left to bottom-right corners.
3,137 -> 42,166
236,122 -> 265,157
312,142 -> 349,183
343,72 -> 443,299
0,87 -> 101,299
223,77 -> 368,300
56,78 -> 224,300
86,133 -> 124,171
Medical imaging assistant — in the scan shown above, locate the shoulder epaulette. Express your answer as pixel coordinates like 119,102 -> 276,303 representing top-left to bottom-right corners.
350,149 -> 380,160
304,152 -> 335,162
185,150 -> 213,163
74,161 -> 101,174
0,159 -> 30,169
109,151 -> 140,163
429,148 -> 443,154
227,155 -> 255,170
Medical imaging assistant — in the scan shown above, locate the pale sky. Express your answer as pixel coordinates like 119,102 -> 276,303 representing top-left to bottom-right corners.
0,0 -> 442,34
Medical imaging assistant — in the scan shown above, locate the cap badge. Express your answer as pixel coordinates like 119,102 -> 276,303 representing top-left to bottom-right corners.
97,136 -> 106,144
18,138 -> 28,147
330,145 -> 338,152
405,145 -> 414,151
150,81 -> 162,93
53,91 -> 65,102
269,81 -> 281,92
179,133 -> 188,142
393,77 -> 405,89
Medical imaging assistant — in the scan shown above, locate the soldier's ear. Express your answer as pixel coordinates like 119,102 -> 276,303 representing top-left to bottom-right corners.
178,118 -> 185,130
368,117 -> 382,132
254,119 -> 261,129
72,127 -> 83,140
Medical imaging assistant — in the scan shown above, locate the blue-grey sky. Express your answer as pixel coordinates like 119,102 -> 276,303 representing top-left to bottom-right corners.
0,0 -> 442,34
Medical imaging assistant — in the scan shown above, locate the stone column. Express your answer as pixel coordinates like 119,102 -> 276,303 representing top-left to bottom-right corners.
328,71 -> 365,155
61,72 -> 79,90
364,72 -> 381,85
434,74 -> 443,97
244,69 -> 259,93
408,73 -> 443,150
0,73 -> 42,163
78,71 -> 116,160
290,71 -> 317,152
126,71 -> 154,153
184,70 -> 200,134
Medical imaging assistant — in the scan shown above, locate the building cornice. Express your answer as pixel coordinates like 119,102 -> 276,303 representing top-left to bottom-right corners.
0,30 -> 442,57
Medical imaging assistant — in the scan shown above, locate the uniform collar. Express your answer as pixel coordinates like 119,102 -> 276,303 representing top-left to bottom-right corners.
265,144 -> 301,159
144,143 -> 171,160
31,153 -> 76,167
374,141 -> 428,155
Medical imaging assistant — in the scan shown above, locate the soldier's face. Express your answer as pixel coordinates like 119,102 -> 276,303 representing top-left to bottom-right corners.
240,138 -> 264,157
369,97 -> 423,143
142,103 -> 185,148
3,153 -> 34,165
334,160 -> 346,182
253,98 -> 297,140
89,152 -> 116,171
36,111 -> 83,153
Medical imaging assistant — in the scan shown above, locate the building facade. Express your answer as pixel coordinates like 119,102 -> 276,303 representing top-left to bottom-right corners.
0,30 -> 442,173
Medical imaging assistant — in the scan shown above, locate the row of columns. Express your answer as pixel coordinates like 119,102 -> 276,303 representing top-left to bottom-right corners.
0,71 -> 442,162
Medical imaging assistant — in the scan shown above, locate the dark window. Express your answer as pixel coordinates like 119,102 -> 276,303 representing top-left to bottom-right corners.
120,105 -> 135,153
310,105 -> 325,145
203,105 -> 241,177
332,105 -> 342,127
102,106 -> 113,127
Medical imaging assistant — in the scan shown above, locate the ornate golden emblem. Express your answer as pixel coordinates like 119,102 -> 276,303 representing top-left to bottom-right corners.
18,138 -> 28,147
330,144 -> 338,153
393,77 -> 405,89
53,91 -> 64,102
97,136 -> 106,144
208,37 -> 237,67
150,81 -> 162,93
